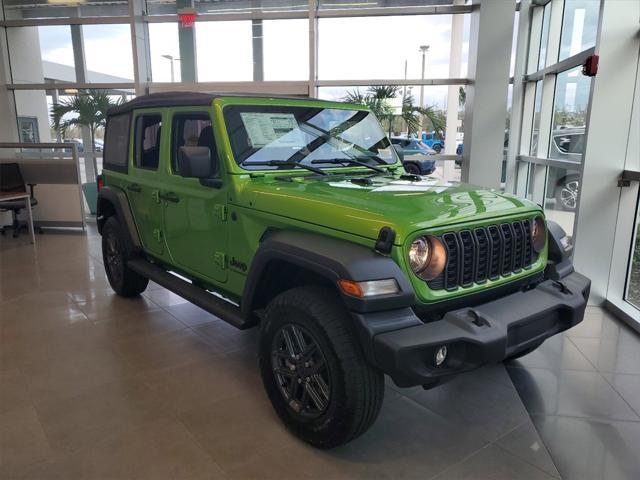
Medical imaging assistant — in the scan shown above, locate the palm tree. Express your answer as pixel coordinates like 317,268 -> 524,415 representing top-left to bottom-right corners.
400,93 -> 445,137
343,85 -> 445,137
343,86 -> 397,126
51,89 -> 120,155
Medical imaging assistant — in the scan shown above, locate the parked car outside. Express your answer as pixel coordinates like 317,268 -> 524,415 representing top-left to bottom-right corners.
457,127 -> 582,210
97,92 -> 589,449
421,132 -> 445,153
390,137 -> 436,175
546,127 -> 584,211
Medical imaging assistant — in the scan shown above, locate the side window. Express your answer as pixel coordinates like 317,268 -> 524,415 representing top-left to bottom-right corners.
103,114 -> 130,172
134,114 -> 162,170
170,113 -> 218,177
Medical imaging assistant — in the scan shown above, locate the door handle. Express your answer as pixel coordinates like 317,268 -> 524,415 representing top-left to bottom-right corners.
159,191 -> 180,203
127,183 -> 141,193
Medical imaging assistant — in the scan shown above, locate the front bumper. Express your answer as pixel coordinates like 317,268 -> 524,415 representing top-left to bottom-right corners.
359,271 -> 590,387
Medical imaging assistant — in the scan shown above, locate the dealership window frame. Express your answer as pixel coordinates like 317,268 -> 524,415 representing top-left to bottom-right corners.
0,0 -> 473,183
507,0 -> 640,326
0,0 -> 474,95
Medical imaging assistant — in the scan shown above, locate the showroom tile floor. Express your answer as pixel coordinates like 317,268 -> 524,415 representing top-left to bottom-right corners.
0,226 -> 638,479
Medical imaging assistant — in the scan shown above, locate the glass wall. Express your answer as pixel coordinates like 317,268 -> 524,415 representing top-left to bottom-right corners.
540,65 -> 591,236
627,212 -> 640,309
149,23 -> 181,83
2,0 -> 471,185
146,0 -> 309,16
7,26 -> 75,84
2,0 -> 129,20
83,25 -> 135,82
559,0 -> 600,61
196,21 -> 253,82
318,15 -> 469,81
263,19 -> 309,81
318,83 -> 463,182
513,0 -> 600,246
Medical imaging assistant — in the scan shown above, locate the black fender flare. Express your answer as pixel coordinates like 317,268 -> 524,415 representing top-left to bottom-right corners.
241,230 -> 415,317
97,185 -> 141,251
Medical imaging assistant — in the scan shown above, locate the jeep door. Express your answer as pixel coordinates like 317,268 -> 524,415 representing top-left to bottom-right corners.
126,110 -> 166,257
161,109 -> 228,284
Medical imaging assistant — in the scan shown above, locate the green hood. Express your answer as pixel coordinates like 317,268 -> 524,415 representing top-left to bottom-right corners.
240,173 -> 542,244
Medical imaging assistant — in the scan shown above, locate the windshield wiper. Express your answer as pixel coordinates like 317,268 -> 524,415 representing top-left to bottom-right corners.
239,160 -> 327,176
311,158 -> 386,174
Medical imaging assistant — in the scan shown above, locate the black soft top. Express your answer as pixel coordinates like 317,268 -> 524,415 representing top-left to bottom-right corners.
107,91 -> 328,116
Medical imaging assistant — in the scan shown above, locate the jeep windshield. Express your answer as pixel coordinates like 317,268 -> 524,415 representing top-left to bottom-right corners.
223,104 -> 398,172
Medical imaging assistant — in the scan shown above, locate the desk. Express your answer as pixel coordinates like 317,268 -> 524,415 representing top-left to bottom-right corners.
0,192 -> 35,244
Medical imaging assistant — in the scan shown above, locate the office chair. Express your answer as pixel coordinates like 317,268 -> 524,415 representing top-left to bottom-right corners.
0,163 -> 39,238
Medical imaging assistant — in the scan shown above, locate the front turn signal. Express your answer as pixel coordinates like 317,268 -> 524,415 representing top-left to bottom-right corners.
338,279 -> 400,298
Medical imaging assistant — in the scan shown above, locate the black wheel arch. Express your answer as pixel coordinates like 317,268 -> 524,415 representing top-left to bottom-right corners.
241,230 -> 415,320
97,185 -> 142,252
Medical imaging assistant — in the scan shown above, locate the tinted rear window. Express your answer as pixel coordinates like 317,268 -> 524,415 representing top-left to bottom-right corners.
104,114 -> 131,172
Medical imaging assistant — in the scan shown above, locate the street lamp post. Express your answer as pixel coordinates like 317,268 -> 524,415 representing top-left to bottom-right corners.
419,45 -> 429,134
161,54 -> 180,82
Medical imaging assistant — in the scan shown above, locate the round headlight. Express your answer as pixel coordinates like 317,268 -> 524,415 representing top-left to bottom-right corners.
531,216 -> 546,252
408,237 -> 430,273
408,236 -> 447,281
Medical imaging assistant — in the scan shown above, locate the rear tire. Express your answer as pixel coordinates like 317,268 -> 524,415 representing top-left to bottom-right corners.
102,216 -> 148,297
433,144 -> 442,153
259,286 -> 384,449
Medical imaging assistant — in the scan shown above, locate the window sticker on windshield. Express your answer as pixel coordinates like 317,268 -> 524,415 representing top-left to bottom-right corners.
240,112 -> 302,147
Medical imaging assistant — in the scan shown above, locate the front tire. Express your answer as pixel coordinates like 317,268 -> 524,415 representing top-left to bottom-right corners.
259,286 -> 384,449
102,216 -> 148,297
403,162 -> 421,175
433,144 -> 442,153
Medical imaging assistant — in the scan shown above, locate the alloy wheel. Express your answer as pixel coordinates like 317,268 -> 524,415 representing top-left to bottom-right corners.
560,180 -> 579,210
271,323 -> 331,419
105,230 -> 124,284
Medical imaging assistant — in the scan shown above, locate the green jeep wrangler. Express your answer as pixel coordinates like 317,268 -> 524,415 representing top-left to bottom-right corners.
98,92 -> 590,448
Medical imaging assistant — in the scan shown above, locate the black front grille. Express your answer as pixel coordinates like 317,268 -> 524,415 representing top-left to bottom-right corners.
427,219 -> 536,291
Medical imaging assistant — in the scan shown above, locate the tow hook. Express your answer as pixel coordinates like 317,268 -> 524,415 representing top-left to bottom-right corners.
551,280 -> 572,295
468,309 -> 489,327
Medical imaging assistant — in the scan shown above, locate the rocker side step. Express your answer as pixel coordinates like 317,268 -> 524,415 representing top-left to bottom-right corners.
128,258 -> 248,329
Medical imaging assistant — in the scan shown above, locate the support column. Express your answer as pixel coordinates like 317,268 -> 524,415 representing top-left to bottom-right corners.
130,0 -> 152,94
444,0 -> 465,181
252,19 -> 264,82
308,0 -> 318,97
70,24 -> 96,181
461,0 -> 516,189
177,0 -> 197,83
573,0 -> 640,303
505,0 -> 533,193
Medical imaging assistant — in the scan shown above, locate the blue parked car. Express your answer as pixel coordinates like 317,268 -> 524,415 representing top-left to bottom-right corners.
421,132 -> 445,153
390,137 -> 436,175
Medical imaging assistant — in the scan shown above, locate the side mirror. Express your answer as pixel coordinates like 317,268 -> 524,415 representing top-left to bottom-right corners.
393,144 -> 404,162
178,146 -> 212,179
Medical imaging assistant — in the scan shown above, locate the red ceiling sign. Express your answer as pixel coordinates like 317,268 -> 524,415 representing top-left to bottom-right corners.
178,9 -> 197,28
